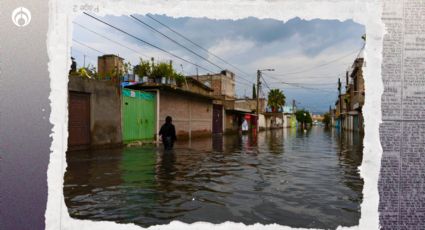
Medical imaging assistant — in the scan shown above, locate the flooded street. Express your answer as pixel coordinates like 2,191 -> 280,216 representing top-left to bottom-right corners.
64,127 -> 363,229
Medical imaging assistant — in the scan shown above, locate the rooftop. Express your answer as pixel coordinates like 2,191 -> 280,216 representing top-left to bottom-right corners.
124,82 -> 215,100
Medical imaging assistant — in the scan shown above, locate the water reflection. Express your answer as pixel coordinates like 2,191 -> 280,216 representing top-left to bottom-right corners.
64,127 -> 363,228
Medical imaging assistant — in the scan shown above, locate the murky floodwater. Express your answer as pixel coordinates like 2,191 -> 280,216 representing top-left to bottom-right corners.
64,127 -> 363,229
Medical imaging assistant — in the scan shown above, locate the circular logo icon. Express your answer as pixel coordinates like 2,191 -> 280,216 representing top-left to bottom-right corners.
12,7 -> 31,27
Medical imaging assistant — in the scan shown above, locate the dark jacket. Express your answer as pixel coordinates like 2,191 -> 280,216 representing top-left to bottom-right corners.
159,123 -> 177,141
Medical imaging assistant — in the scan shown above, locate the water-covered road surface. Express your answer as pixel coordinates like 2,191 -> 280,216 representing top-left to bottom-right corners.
64,127 -> 363,228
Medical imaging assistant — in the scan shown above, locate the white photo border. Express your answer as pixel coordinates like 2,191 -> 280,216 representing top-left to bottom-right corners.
46,0 -> 384,229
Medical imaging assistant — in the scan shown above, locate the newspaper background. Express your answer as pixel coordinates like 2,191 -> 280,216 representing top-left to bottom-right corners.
379,0 -> 425,229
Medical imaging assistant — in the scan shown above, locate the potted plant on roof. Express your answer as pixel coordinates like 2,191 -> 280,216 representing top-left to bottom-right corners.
133,58 -> 151,83
76,64 -> 97,79
174,72 -> 185,87
151,62 -> 174,84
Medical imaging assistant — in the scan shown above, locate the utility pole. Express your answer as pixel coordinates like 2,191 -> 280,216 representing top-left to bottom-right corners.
256,68 -> 274,132
256,70 -> 261,132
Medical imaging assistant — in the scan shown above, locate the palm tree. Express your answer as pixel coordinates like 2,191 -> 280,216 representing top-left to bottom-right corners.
267,89 -> 286,112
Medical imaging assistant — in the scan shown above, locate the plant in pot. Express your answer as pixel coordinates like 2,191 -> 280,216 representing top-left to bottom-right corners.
174,73 -> 185,87
151,62 -> 173,84
133,59 -> 151,82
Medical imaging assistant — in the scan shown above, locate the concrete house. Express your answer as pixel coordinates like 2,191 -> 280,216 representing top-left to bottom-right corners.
347,58 -> 365,132
195,70 -> 260,134
98,54 -> 125,80
68,75 -> 123,151
195,70 -> 235,134
234,98 -> 266,131
337,57 -> 365,132
67,55 -> 126,150
125,76 -> 215,140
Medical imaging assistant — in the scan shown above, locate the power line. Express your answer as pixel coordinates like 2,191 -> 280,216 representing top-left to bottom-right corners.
262,73 -> 335,94
83,12 -> 216,74
355,42 -> 366,60
260,74 -> 271,90
73,21 -> 150,59
71,47 -> 98,59
71,47 -> 98,67
266,72 -> 346,79
272,46 -> 363,76
73,39 -> 105,54
145,14 -> 255,84
267,81 -> 336,86
130,15 -> 225,72
73,37 -> 251,89
74,21 -> 252,90
265,44 -> 365,94
235,79 -> 252,87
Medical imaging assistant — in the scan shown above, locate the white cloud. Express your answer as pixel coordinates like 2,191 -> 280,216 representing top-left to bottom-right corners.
72,14 -> 364,113
208,37 -> 256,59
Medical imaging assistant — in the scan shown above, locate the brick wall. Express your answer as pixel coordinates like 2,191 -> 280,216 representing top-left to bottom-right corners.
98,55 -> 124,79
197,72 -> 235,99
159,91 -> 212,139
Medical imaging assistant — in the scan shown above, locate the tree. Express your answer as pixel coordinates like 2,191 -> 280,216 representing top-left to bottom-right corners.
151,62 -> 173,80
252,84 -> 257,99
133,57 -> 184,86
122,61 -> 132,75
295,109 -> 312,129
267,89 -> 286,112
110,60 -> 131,81
323,112 -> 331,127
174,72 -> 185,87
75,64 -> 97,79
133,59 -> 152,78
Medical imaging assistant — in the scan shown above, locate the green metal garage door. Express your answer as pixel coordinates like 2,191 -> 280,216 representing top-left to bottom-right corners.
122,89 -> 156,142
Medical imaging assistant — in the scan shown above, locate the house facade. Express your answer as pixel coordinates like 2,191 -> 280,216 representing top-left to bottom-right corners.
98,54 -> 125,79
68,76 -> 123,150
332,57 -> 365,132
195,70 -> 251,134
125,77 -> 215,140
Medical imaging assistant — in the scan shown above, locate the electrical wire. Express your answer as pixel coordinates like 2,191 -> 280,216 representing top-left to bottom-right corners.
73,39 -> 105,54
261,75 -> 272,90
262,73 -> 335,93
130,15 -> 225,72
145,14 -> 256,84
84,13 -> 216,74
271,46 -> 363,76
73,21 -> 150,59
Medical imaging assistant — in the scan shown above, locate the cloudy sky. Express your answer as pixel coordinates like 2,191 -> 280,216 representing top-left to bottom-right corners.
72,14 -> 365,114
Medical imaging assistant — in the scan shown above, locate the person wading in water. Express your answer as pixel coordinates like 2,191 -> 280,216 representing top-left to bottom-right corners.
159,116 -> 177,150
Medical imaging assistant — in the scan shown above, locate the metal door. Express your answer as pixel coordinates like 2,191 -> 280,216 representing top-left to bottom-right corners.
122,89 -> 156,142
212,104 -> 223,134
68,92 -> 91,150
